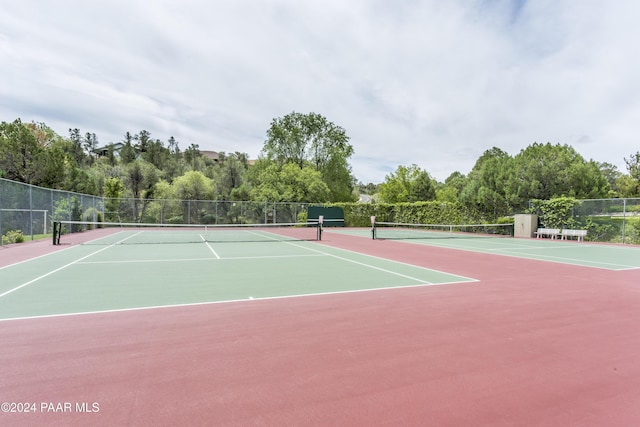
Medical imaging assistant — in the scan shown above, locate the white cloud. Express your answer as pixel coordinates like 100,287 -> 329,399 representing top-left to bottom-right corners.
1,0 -> 638,183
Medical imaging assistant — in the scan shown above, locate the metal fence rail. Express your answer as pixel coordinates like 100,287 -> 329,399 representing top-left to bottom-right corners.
572,197 -> 640,244
1,178 -> 310,245
102,198 -> 309,225
1,178 -> 103,244
528,197 -> 640,244
3,178 -> 639,245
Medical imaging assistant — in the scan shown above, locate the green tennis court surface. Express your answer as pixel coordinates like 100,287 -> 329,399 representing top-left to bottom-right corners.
328,228 -> 640,270
0,231 -> 475,321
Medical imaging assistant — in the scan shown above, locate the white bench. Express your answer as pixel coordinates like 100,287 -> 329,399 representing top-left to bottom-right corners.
535,228 -> 561,239
561,229 -> 587,242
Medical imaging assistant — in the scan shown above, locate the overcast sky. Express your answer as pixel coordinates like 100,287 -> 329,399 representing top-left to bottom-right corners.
1,0 -> 639,183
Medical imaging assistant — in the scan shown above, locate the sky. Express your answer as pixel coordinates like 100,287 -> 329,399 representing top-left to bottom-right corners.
1,0 -> 639,184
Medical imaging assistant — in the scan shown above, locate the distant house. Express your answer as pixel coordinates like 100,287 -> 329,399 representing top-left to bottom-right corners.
93,142 -> 125,157
201,150 -> 220,162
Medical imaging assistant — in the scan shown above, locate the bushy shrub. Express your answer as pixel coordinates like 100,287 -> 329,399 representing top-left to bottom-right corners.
2,230 -> 25,245
584,217 -> 618,242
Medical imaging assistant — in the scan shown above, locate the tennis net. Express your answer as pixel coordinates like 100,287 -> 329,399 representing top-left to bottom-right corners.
52,220 -> 322,245
372,221 -> 514,240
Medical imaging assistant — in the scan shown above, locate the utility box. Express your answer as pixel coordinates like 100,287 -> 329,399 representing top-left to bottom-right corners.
514,214 -> 538,238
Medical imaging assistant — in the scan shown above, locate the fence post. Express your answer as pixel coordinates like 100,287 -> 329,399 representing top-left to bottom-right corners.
29,185 -> 33,240
622,198 -> 627,244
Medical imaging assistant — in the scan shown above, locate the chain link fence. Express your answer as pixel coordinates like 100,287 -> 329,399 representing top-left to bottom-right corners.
528,196 -> 640,244
4,178 -> 640,245
1,178 -> 103,244
1,178 -> 310,245
572,198 -> 640,244
102,198 -> 309,225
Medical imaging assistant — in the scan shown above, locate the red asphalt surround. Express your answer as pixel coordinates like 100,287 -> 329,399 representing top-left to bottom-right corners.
1,232 -> 640,426
0,238 -> 67,268
0,228 -> 124,268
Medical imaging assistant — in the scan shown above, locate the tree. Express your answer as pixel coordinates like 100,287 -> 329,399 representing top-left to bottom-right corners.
357,182 -> 379,195
104,177 -> 125,199
171,170 -> 215,200
163,136 -> 184,181
103,177 -> 125,221
68,128 -> 86,166
124,160 -> 159,199
615,175 -> 640,197
262,112 -> 355,201
436,172 -> 467,203
322,155 -> 357,201
460,147 -> 512,218
184,143 -> 203,170
506,143 -> 609,210
142,138 -> 170,170
246,159 -> 330,203
624,152 -> 640,195
83,132 -> 98,160
213,152 -> 249,199
36,139 -> 67,188
378,165 -> 435,203
135,130 -> 152,153
0,119 -> 67,186
120,132 -> 137,164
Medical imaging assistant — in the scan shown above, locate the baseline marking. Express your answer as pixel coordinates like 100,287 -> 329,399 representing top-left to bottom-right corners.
0,280 -> 463,323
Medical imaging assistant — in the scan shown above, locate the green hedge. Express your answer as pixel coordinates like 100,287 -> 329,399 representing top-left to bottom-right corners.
319,201 -> 499,227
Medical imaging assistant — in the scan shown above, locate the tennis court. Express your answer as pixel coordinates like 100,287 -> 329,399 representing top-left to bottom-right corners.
338,223 -> 640,270
1,223 -> 640,425
0,224 -> 473,321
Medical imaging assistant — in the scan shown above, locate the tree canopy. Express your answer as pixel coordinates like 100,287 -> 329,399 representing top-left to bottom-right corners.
1,116 -> 636,222
378,164 -> 436,203
262,112 -> 356,201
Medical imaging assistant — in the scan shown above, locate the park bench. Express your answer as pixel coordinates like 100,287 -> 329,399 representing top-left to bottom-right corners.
561,229 -> 587,242
535,228 -> 561,239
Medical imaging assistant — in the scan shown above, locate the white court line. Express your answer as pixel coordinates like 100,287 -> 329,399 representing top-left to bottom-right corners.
0,245 -> 114,299
208,229 -> 440,283
200,235 -> 220,259
243,229 -> 459,283
488,246 -> 640,269
0,244 -> 77,271
0,280 -> 464,323
0,231 -> 143,299
283,240 -> 478,284
395,238 -> 639,271
76,254 -> 326,264
0,233 -> 477,322
0,229 -> 136,271
307,241 -> 477,282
